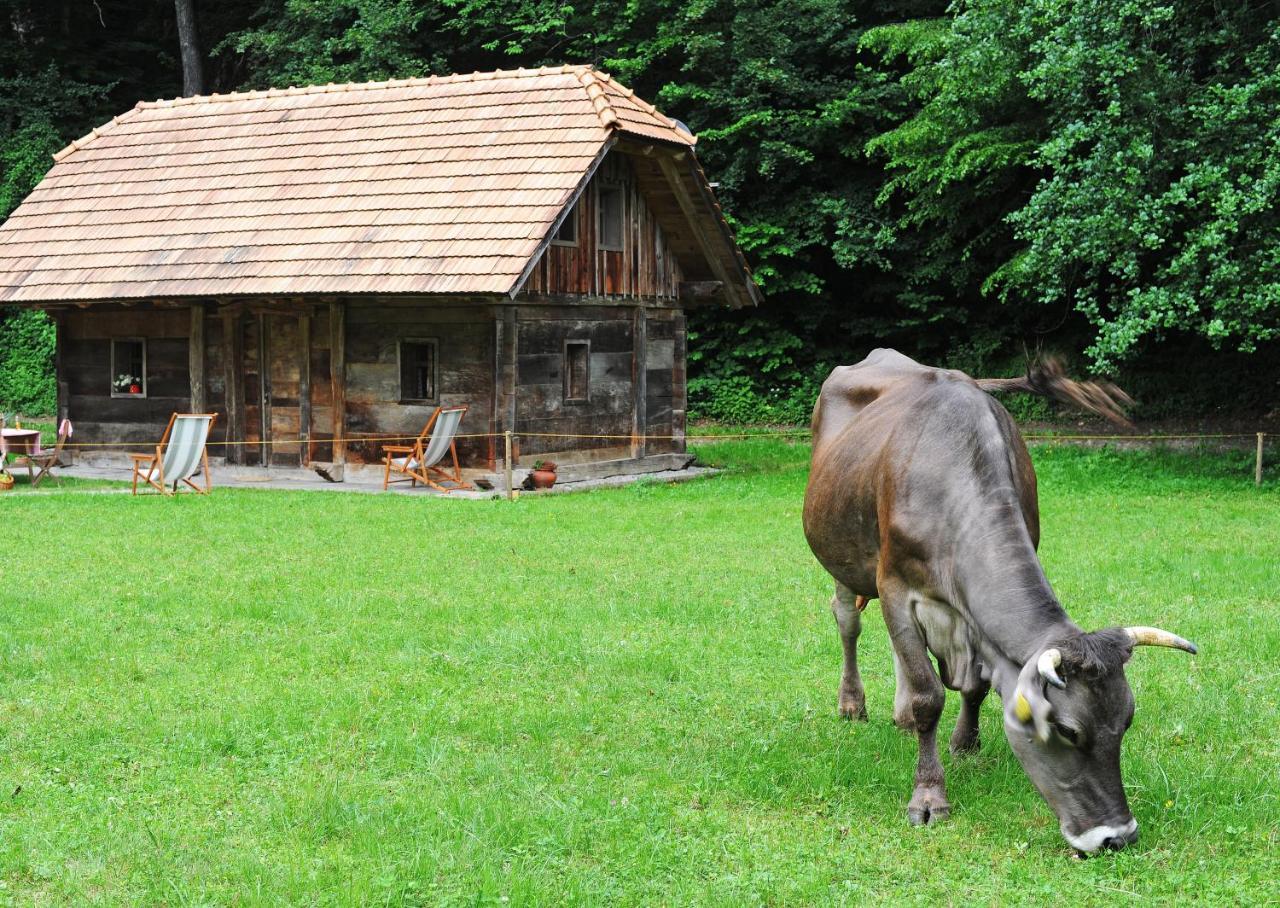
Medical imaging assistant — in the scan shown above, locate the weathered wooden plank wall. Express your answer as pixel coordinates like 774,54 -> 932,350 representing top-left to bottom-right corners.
57,290 -> 690,468
342,302 -> 494,465
523,152 -> 685,299
645,311 -> 676,454
60,306 -> 227,448
513,306 -> 635,459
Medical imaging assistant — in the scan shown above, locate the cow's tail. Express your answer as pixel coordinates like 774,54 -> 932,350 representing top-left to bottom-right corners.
976,357 -> 1133,427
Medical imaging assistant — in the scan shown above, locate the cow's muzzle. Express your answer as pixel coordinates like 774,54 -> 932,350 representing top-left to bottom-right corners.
1062,818 -> 1139,854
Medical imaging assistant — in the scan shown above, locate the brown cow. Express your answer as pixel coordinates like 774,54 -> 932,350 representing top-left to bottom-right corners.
802,349 -> 1196,853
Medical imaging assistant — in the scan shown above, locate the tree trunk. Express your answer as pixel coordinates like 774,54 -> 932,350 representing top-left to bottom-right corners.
173,0 -> 204,97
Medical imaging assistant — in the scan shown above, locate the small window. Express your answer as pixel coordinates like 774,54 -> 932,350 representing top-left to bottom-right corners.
111,338 -> 146,398
597,184 -> 624,251
564,340 -> 589,402
399,339 -> 438,402
552,202 -> 578,246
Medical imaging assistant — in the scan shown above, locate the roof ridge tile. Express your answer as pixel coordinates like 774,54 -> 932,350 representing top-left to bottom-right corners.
576,68 -> 620,131
52,105 -> 146,163
131,65 -> 598,111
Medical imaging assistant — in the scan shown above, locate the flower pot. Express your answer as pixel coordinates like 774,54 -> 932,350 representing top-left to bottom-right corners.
0,472 -> 13,492
528,467 -> 557,489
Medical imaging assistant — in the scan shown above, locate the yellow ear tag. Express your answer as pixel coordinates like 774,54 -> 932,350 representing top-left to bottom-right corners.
1015,693 -> 1033,723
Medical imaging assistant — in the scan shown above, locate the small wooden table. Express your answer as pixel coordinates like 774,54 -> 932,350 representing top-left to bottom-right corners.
0,428 -> 40,462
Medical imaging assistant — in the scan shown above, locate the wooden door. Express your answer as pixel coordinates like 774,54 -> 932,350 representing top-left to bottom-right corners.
238,313 -> 307,467
265,314 -> 304,467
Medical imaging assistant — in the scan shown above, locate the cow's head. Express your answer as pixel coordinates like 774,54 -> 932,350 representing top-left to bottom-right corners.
1003,626 -> 1196,854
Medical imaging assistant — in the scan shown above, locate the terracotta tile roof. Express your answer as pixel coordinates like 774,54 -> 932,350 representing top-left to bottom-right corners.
0,65 -> 696,303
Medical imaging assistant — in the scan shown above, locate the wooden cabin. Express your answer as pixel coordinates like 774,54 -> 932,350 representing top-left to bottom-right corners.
0,66 -> 759,476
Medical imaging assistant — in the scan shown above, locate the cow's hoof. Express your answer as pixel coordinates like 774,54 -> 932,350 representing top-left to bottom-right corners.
949,733 -> 980,756
838,695 -> 868,722
907,804 -> 950,826
907,786 -> 950,825
906,804 -> 951,826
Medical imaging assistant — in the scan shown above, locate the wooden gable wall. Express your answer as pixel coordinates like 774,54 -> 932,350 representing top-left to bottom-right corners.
521,151 -> 685,300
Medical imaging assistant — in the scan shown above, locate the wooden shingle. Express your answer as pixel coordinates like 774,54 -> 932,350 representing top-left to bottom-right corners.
0,65 -> 704,304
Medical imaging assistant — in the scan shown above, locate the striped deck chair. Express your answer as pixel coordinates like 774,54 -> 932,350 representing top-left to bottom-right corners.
382,405 -> 473,493
130,413 -> 218,496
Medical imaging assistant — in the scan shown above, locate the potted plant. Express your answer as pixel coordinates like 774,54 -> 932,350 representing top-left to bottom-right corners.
0,469 -> 13,493
113,373 -> 142,395
524,459 -> 558,490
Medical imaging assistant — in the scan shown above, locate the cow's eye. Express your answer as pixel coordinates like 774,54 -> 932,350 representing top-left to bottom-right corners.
1055,723 -> 1079,746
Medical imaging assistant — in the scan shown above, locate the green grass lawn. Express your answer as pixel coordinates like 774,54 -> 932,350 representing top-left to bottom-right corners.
0,441 -> 1276,904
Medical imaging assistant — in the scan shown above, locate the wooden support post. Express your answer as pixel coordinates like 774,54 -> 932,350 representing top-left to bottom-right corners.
52,311 -> 68,424
329,300 -> 346,471
1257,432 -> 1265,487
672,311 -> 687,454
222,309 -> 244,465
503,307 -> 517,441
258,312 -> 270,465
488,312 -> 502,471
632,306 -> 647,459
50,311 -> 71,464
505,430 -> 514,500
299,312 -> 312,466
188,303 -> 206,413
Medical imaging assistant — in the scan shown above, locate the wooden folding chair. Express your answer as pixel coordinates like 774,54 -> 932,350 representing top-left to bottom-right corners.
14,418 -> 72,488
382,405 -> 473,492
130,413 -> 218,496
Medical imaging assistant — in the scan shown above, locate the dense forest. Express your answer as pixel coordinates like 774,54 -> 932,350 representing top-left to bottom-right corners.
2,0 -> 1278,422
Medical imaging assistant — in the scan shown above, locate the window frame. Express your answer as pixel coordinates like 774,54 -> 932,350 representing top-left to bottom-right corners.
397,337 -> 440,404
109,337 -> 148,399
551,200 -> 579,247
596,182 -> 625,252
563,339 -> 590,403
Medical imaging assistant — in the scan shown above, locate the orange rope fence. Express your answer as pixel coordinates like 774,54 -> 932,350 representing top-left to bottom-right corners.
9,426 -> 1268,488
40,429 -> 1266,449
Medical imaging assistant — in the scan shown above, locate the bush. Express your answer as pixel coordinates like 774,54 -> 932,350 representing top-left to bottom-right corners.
688,373 -> 822,426
0,308 -> 56,416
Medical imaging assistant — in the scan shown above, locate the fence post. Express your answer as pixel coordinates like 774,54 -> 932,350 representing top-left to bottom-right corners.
1257,432 -> 1265,487
505,430 -> 514,501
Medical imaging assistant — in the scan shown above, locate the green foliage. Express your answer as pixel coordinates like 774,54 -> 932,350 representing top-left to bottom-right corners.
0,308 -> 56,415
0,119 -> 60,220
871,0 -> 1280,370
218,0 -> 441,87
688,374 -> 822,426
2,0 -> 1279,423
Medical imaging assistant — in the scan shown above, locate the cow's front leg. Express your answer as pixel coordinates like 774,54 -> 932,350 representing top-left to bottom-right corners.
881,591 -> 949,825
831,582 -> 867,721
949,673 -> 990,755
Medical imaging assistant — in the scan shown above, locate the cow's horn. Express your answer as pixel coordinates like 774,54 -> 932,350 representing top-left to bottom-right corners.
1124,626 -> 1198,654
1038,648 -> 1066,688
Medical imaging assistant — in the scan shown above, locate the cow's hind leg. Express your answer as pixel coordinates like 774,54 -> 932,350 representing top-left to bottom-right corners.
831,583 -> 867,721
949,673 -> 990,755
891,651 -> 915,731
881,587 -> 950,825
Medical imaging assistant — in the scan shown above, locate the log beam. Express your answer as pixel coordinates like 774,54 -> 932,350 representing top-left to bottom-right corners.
329,300 -> 346,468
672,311 -> 687,454
656,154 -> 736,292
299,312 -> 312,466
632,306 -> 647,459
188,302 -> 206,412
222,309 -> 244,464
678,280 -> 723,302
